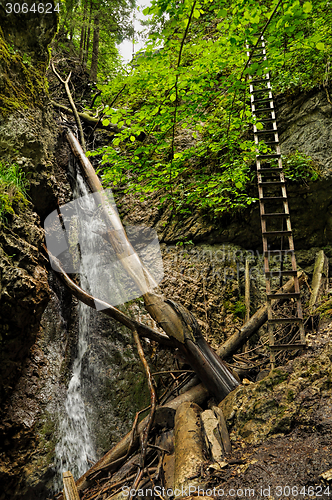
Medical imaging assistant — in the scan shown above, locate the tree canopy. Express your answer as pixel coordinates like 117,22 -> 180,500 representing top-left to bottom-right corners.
62,0 -> 330,218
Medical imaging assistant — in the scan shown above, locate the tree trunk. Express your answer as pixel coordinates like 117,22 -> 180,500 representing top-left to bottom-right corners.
90,13 -> 100,81
84,0 -> 93,69
79,0 -> 87,63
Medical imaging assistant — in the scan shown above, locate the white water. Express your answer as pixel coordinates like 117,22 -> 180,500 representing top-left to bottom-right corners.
53,169 -> 98,490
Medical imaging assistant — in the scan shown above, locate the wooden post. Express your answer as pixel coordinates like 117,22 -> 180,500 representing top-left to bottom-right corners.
63,471 -> 80,500
309,250 -> 329,313
244,258 -> 250,352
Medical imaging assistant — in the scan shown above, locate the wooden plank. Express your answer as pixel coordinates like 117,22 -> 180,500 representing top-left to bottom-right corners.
214,406 -> 232,455
63,471 -> 80,500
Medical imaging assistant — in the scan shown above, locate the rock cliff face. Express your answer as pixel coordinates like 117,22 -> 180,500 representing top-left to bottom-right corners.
0,5 -> 63,498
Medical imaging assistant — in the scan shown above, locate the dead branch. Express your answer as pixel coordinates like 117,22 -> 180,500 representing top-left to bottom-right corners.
51,63 -> 87,152
51,100 -> 124,134
132,329 -> 156,469
45,246 -> 174,348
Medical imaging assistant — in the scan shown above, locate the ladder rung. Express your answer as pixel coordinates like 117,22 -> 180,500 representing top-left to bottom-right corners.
263,141 -> 279,146
267,292 -> 300,300
258,168 -> 282,173
258,181 -> 285,186
269,343 -> 306,351
254,107 -> 274,113
254,98 -> 274,104
257,153 -> 281,159
260,196 -> 287,201
254,130 -> 276,135
261,212 -> 290,218
254,117 -> 275,122
265,270 -> 297,277
263,230 -> 292,236
264,250 -> 294,256
251,78 -> 269,84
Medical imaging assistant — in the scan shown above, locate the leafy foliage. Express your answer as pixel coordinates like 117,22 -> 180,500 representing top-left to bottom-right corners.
0,162 -> 29,220
282,151 -> 320,183
84,0 -> 329,218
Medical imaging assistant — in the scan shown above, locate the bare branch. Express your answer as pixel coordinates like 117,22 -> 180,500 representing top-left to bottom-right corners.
51,63 -> 87,152
132,328 -> 156,469
45,246 -> 175,348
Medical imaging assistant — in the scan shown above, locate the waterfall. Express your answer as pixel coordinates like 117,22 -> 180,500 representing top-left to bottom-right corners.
53,166 -> 98,490
49,156 -> 164,492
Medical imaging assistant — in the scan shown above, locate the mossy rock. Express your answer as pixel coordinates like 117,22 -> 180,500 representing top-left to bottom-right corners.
315,298 -> 332,319
219,342 -> 332,444
0,2 -> 58,115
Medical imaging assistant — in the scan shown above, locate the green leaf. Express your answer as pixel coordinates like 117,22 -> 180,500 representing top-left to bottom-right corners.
217,8 -> 227,17
130,136 -> 136,142
303,1 -> 312,13
316,42 -> 325,50
102,119 -> 110,126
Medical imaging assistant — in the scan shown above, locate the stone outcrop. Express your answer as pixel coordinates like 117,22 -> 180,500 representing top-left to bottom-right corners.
219,340 -> 332,444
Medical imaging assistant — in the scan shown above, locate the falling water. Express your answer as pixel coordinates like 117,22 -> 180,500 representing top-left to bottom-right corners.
53,166 -> 98,490
51,156 -> 164,491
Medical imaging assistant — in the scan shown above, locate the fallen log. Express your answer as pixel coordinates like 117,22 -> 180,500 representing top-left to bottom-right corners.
174,402 -> 205,497
51,100 -> 124,134
46,248 -> 174,347
217,272 -> 305,359
74,383 -> 209,493
65,128 -> 239,402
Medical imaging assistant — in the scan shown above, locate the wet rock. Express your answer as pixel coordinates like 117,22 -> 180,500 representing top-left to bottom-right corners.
0,207 -> 50,406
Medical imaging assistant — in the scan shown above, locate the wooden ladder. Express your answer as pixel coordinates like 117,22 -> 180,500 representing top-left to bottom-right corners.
246,35 -> 306,368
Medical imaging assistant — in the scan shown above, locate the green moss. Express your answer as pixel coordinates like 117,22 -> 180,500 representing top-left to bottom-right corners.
35,411 -> 57,468
257,368 -> 288,390
0,28 -> 47,116
224,298 -> 246,319
315,298 -> 332,319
